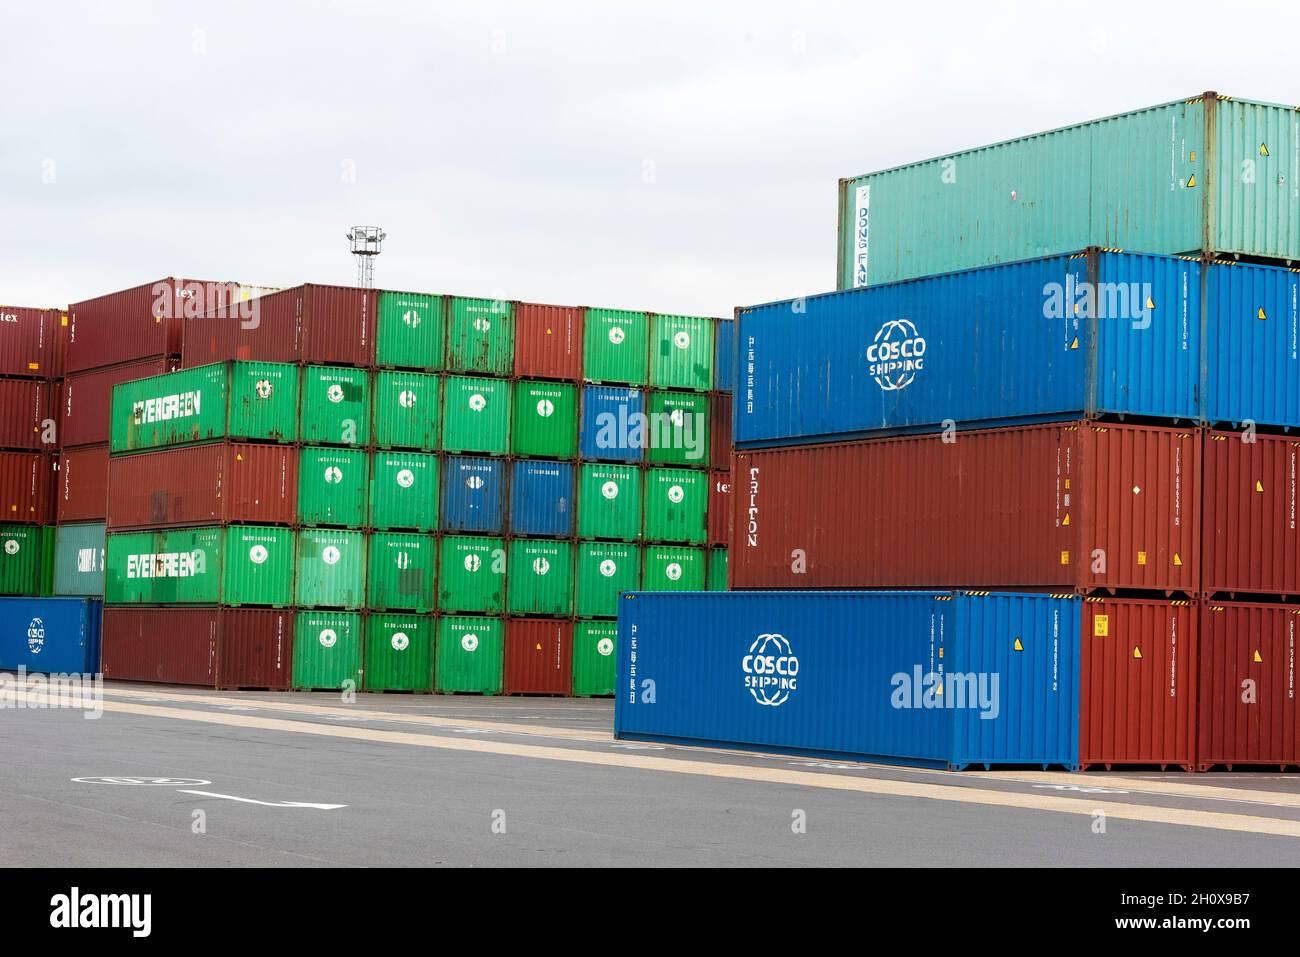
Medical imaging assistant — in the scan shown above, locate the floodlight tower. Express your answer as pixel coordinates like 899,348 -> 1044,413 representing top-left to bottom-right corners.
347,226 -> 386,288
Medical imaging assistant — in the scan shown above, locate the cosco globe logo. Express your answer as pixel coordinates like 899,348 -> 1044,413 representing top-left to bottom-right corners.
742,633 -> 799,707
866,318 -> 926,391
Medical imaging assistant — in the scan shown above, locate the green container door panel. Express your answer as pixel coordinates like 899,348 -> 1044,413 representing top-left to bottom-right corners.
0,525 -> 47,596
572,621 -> 617,697
511,381 -> 578,458
300,366 -> 371,446
373,370 -> 441,451
577,464 -> 642,541
643,468 -> 707,544
1213,99 -> 1300,261
447,297 -> 515,375
643,546 -> 706,592
376,291 -> 446,371
298,447 -> 368,527
584,308 -> 649,384
436,616 -> 504,694
506,539 -> 573,616
707,547 -> 728,591
292,611 -> 363,690
442,377 -> 510,454
367,533 -> 436,612
650,315 -> 715,391
438,535 -> 505,613
222,526 -> 295,605
364,616 -> 433,692
229,362 -> 300,442
369,451 -> 440,531
646,391 -> 710,467
296,530 -> 367,609
574,542 -> 639,618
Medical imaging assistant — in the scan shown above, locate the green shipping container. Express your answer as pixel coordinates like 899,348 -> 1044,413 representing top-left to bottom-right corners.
52,522 -> 105,597
376,290 -> 445,371
574,542 -> 639,618
292,610 -> 363,690
110,361 -> 298,453
295,529 -> 367,609
435,615 -> 503,694
297,447 -> 368,527
646,390 -> 710,467
642,468 -> 707,544
442,376 -> 510,455
511,380 -> 578,458
447,297 -> 515,375
300,366 -> 370,446
572,620 -> 617,697
438,535 -> 505,613
364,614 -> 433,692
369,451 -> 439,531
367,532 -> 436,612
577,463 -> 642,541
104,526 -> 294,605
0,524 -> 46,596
506,539 -> 573,616
650,314 -> 715,391
642,545 -> 706,592
373,370 -> 441,451
707,546 -> 728,591
584,307 -> 648,384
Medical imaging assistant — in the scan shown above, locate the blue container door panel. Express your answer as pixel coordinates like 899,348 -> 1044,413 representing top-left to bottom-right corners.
440,456 -> 504,533
510,461 -> 574,536
0,597 -> 103,675
580,386 -> 646,462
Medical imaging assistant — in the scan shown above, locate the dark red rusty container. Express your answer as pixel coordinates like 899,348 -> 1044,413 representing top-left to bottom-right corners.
710,392 -> 732,469
67,278 -> 224,373
60,357 -> 178,449
0,379 -> 55,451
57,444 -> 110,523
182,284 -> 374,368
0,305 -> 55,378
107,442 -> 299,530
503,619 -> 573,695
1079,598 -> 1197,770
101,606 -> 293,689
731,421 -> 1201,594
1203,431 -> 1300,598
514,303 -> 582,381
1198,601 -> 1300,771
708,471 -> 732,547
0,451 -> 55,524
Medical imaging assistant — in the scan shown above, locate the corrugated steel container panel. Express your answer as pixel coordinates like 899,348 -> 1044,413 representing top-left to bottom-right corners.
441,455 -> 504,533
366,532 -> 436,612
0,596 -> 101,674
0,305 -> 53,378
580,385 -> 644,463
291,610 -> 362,690
732,422 -> 1200,593
709,393 -> 731,469
504,618 -> 573,695
650,314 -> 715,391
1198,601 -> 1300,770
509,460 -> 574,537
584,308 -> 648,385
515,303 -> 583,380
0,379 -> 53,451
375,291 -> 445,371
572,620 -> 617,696
577,463 -> 641,541
68,278 -> 216,373
0,525 -> 48,596
61,357 -> 178,449
102,606 -> 292,689
616,591 -> 1081,769
52,523 -> 105,597
1079,598 -> 1197,770
447,297 -> 514,375
435,615 -> 503,694
364,614 -> 433,691
713,318 -> 735,394
369,450 -> 439,531
57,444 -> 109,523
0,451 -> 54,525
575,541 -> 639,618
646,390 -> 709,467
107,442 -> 297,529
297,447 -> 368,528
506,539 -> 573,616
1203,431 -> 1300,596
1212,98 -> 1300,266
642,545 -> 706,592
295,529 -> 366,609
299,366 -> 370,447
438,535 -> 505,613
707,547 -> 728,591
741,251 -> 1198,447
373,370 -> 440,450
643,467 -> 707,545
442,376 -> 510,455
105,526 -> 295,606
511,380 -> 578,458
182,284 -> 375,368
707,472 -> 732,547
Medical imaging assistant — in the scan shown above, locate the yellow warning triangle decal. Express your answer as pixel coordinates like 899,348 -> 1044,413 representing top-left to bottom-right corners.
535,643 -> 542,651
935,684 -> 943,696
1133,646 -> 1143,660
1013,638 -> 1024,652
1258,307 -> 1268,320
1256,480 -> 1265,493
1146,295 -> 1156,310
235,453 -> 243,461
1186,173 -> 1196,188
1062,513 -> 1071,526
1260,143 -> 1270,157
1173,552 -> 1183,566
1069,336 -> 1079,350
1254,649 -> 1264,663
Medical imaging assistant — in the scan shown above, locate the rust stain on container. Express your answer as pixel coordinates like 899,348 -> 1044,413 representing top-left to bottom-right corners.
57,444 -> 109,523
514,303 -> 582,380
61,357 -> 179,449
503,618 -> 573,695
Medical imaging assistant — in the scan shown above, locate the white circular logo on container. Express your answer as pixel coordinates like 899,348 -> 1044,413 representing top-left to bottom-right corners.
27,617 -> 44,655
391,632 -> 410,652
597,637 -> 614,657
395,551 -> 410,570
255,379 -> 273,399
464,553 -> 482,572
536,399 -> 554,418
4,539 -> 18,555
599,559 -> 618,578
466,475 -> 485,490
673,330 -> 691,349
324,466 -> 343,484
248,544 -> 268,565
608,326 -> 625,345
461,633 -> 479,652
532,557 -> 551,576
667,484 -> 685,504
601,480 -> 619,500
743,633 -> 799,707
866,318 -> 926,391
396,468 -> 415,488
327,383 -> 346,403
319,628 -> 338,648
473,317 -> 491,333
322,545 -> 341,565
665,562 -> 683,581
399,389 -> 417,409
468,393 -> 487,412
403,309 -> 421,328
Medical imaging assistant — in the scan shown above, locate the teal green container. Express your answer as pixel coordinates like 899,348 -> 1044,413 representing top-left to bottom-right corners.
646,390 -> 710,467
511,381 -> 578,458
506,539 -> 573,616
292,610 -> 363,690
650,314 -> 715,391
297,447 -> 368,527
295,529 -> 367,609
642,468 -> 707,544
435,615 -> 503,694
300,366 -> 370,446
642,545 -> 707,592
577,463 -> 641,541
447,297 -> 515,375
574,541 -> 639,618
373,370 -> 441,450
707,547 -> 728,591
366,532 -> 436,612
369,451 -> 439,531
438,535 -> 505,613
584,307 -> 648,384
52,522 -> 105,597
375,290 -> 445,371
442,376 -> 510,454
104,526 -> 294,605
364,614 -> 433,692
572,620 -> 617,697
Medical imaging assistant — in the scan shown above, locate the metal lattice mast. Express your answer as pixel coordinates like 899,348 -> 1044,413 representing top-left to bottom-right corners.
347,226 -> 386,288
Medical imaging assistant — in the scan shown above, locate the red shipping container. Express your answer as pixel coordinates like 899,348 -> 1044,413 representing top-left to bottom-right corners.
1079,598 -> 1197,771
710,392 -> 732,469
0,305 -> 54,378
1198,601 -> 1300,771
107,442 -> 298,530
731,421 -> 1200,593
49,308 -> 69,380
57,444 -> 110,523
514,303 -> 582,380
1203,431 -> 1300,597
60,357 -> 178,449
0,451 -> 54,524
182,284 -> 374,368
708,471 -> 732,547
504,619 -> 573,695
102,606 -> 292,690
67,278 -> 229,373
0,379 -> 55,451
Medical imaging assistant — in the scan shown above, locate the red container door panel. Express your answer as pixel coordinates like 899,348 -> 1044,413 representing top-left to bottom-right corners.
57,444 -> 110,523
708,472 -> 732,547
0,451 -> 54,524
61,357 -> 178,449
0,379 -> 53,450
214,608 -> 293,690
515,303 -> 582,380
0,306 -> 54,378
102,607 -> 218,686
504,619 -> 573,695
709,393 -> 732,469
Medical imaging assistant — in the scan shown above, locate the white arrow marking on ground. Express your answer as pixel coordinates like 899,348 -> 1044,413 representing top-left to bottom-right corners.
177,789 -> 347,810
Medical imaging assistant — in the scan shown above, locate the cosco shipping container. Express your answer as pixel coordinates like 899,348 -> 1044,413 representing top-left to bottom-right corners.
0,597 -> 102,675
616,591 -> 1080,769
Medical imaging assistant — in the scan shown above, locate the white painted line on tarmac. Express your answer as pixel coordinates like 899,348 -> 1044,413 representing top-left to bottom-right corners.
177,789 -> 347,810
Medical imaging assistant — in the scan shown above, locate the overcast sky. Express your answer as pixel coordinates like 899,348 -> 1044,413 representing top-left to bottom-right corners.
3,1 -> 1298,316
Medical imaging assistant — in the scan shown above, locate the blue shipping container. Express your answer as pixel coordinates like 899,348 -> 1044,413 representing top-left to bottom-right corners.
736,250 -> 1199,447
441,456 -> 505,533
616,591 -> 1080,771
0,597 -> 103,675
713,318 -> 735,394
510,460 -> 574,537
580,385 -> 646,463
